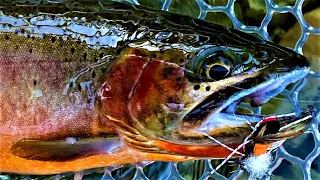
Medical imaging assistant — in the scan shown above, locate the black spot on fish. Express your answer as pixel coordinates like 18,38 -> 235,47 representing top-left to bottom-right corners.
51,37 -> 56,43
180,59 -> 184,63
206,86 -> 210,91
71,47 -> 75,54
83,53 -> 87,61
163,67 -> 174,79
33,80 -> 37,86
194,85 -> 200,90
101,68 -> 106,73
4,35 -> 9,40
29,49 -> 32,53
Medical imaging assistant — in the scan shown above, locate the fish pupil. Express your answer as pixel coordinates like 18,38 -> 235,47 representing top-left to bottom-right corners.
209,65 -> 229,80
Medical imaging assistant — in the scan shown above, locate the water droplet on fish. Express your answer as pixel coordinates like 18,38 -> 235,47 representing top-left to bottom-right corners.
65,137 -> 77,144
32,89 -> 43,98
81,17 -> 86,22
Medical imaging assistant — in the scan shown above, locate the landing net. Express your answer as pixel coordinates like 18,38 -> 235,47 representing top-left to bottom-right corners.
127,0 -> 320,179
1,0 -> 320,180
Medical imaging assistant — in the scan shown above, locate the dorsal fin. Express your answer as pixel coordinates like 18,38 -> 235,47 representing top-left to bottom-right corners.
10,136 -> 122,161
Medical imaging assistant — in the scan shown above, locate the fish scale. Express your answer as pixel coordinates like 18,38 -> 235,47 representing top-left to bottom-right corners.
0,0 -> 314,178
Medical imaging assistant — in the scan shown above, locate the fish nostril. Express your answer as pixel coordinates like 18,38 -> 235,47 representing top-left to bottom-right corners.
255,50 -> 269,61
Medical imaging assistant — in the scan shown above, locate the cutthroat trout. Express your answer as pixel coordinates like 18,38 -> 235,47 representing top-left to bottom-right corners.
0,0 -> 314,175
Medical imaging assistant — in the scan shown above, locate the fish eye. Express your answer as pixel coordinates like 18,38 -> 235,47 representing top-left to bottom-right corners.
186,46 -> 235,82
200,57 -> 231,80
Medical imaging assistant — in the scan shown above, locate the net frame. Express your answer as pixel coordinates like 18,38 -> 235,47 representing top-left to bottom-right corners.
127,0 -> 320,179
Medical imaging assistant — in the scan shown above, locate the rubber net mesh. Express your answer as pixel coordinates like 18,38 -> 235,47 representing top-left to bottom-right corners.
124,0 -> 320,180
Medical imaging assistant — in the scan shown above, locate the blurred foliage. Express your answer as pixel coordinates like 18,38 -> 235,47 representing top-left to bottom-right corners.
169,0 -> 200,18
138,0 -> 163,9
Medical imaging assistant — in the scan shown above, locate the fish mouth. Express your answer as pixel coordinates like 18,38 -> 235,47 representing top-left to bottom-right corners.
252,106 -> 316,145
178,67 -> 312,144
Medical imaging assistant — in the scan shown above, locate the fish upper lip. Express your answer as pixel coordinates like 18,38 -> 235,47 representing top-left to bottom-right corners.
213,67 -> 310,114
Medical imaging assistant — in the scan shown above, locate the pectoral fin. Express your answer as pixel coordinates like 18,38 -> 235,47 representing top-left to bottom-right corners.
10,136 -> 122,161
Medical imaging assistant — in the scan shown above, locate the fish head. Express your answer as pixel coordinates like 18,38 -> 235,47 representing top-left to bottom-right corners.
100,20 -> 311,157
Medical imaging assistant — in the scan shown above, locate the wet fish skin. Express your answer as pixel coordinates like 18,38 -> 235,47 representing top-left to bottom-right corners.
0,0 -> 311,175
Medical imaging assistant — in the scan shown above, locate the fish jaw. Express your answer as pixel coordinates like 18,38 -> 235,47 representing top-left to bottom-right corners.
179,67 -> 310,137
170,68 -> 312,157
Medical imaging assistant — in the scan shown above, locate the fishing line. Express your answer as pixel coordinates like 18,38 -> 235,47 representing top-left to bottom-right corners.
210,114 -> 278,172
203,113 -> 268,172
202,132 -> 245,156
213,139 -> 253,172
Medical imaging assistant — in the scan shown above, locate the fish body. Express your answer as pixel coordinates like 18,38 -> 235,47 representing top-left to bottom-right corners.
0,0 -> 313,175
